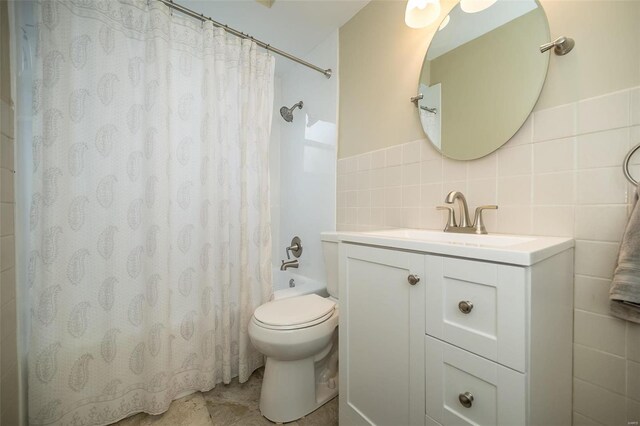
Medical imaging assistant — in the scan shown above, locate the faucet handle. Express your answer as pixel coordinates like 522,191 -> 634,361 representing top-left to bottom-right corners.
437,205 -> 457,230
473,205 -> 498,234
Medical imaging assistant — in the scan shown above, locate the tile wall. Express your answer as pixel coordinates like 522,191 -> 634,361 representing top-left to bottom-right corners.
337,86 -> 640,425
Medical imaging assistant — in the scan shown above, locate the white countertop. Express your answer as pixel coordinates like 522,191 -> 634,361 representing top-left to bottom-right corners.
332,228 -> 574,266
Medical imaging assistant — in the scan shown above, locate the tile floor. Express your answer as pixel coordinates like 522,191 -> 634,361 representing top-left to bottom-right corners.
111,368 -> 338,426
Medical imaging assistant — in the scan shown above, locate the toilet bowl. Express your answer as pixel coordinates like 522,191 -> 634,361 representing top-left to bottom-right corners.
248,233 -> 339,423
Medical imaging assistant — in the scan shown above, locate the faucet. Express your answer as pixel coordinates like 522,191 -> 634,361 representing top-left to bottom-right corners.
437,191 -> 498,234
280,259 -> 299,271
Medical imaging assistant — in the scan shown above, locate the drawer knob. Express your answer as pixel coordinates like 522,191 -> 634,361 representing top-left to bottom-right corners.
458,300 -> 473,314
458,392 -> 474,408
407,274 -> 420,285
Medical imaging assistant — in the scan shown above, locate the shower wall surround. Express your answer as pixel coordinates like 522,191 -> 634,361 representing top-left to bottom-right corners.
271,32 -> 338,291
337,87 -> 640,425
0,0 -> 19,424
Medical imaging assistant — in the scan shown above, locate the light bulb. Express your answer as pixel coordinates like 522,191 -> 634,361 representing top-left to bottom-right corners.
460,0 -> 497,13
405,0 -> 441,29
438,15 -> 450,31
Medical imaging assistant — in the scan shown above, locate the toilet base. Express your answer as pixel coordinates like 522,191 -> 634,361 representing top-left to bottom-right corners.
259,332 -> 339,423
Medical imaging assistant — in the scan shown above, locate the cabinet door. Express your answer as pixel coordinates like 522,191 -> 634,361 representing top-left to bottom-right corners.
425,336 -> 526,426
425,256 -> 526,372
339,244 -> 425,426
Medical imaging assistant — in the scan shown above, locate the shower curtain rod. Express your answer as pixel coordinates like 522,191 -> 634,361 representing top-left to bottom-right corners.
157,0 -> 333,79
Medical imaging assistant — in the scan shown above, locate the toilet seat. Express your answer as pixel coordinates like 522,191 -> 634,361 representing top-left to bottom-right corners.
253,294 -> 336,330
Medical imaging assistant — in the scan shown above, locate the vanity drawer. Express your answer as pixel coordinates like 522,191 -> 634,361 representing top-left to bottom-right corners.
425,336 -> 526,426
425,256 -> 526,372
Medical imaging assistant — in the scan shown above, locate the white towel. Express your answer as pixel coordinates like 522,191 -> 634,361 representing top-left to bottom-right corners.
610,183 -> 640,323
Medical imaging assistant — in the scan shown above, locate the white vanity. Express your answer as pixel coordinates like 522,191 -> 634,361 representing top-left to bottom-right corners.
337,229 -> 574,426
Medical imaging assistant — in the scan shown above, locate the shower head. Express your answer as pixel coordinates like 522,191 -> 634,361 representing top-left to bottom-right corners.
280,101 -> 303,122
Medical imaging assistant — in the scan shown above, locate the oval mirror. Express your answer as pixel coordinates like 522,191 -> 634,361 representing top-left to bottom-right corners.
417,0 -> 550,160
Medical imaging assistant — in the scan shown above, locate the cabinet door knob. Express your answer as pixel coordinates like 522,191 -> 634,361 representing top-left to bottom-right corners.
458,300 -> 473,314
458,392 -> 474,408
407,274 -> 420,285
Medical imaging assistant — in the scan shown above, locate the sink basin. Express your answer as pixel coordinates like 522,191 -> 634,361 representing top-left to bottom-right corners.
336,228 -> 573,266
363,229 -> 536,248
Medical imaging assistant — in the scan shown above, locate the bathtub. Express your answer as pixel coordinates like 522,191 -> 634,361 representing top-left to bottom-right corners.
271,268 -> 328,300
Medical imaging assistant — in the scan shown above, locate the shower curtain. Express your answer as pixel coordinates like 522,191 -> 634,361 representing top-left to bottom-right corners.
27,1 -> 274,424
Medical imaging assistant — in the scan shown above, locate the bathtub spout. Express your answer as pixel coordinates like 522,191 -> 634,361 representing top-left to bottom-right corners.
280,259 -> 299,271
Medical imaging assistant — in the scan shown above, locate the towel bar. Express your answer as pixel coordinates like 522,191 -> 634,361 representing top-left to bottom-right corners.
623,143 -> 640,185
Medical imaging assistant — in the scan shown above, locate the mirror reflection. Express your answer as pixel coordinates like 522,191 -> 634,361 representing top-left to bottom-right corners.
418,0 -> 550,160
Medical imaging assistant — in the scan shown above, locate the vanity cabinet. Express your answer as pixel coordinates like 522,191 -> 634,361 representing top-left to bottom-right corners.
338,240 -> 574,426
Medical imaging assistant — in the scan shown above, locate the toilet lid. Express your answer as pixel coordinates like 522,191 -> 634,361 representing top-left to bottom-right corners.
253,294 -> 336,327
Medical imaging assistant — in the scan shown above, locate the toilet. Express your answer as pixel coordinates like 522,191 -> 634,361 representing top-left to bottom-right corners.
248,233 -> 339,423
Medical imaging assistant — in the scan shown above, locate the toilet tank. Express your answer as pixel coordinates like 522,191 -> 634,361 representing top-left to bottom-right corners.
321,232 -> 339,299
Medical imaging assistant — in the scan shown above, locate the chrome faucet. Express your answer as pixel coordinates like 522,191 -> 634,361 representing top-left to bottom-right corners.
280,259 -> 299,271
437,191 -> 498,234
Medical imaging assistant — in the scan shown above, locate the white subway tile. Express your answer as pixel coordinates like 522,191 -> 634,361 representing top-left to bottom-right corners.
505,115 -> 533,147
357,153 -> 371,171
343,173 -> 357,191
357,207 -> 371,225
420,183 -> 443,209
0,269 -> 16,310
345,208 -> 358,225
356,170 -> 370,190
345,191 -> 358,208
370,208 -> 384,227
337,159 -> 348,176
467,152 -> 497,179
402,140 -> 421,164
402,208 -> 421,228
496,205 -> 532,234
533,172 -> 575,205
370,168 -> 386,189
533,103 -> 576,143
421,159 -> 442,184
577,168 -> 629,204
336,191 -> 346,210
343,156 -> 357,174
574,310 -> 627,357
357,190 -> 371,208
384,187 -> 402,208
498,175 -> 531,205
631,88 -> 640,126
628,322 -> 640,363
574,275 -> 614,316
575,205 -> 627,242
533,137 -> 575,173
336,208 -> 345,225
384,165 -> 402,187
574,240 -> 619,280
0,297 -> 15,340
628,360 -> 640,402
370,188 -> 385,208
467,178 -> 497,206
532,205 -> 574,237
371,149 -> 386,169
420,207 -> 445,231
442,158 -> 467,182
386,145 -> 403,166
0,329 -> 17,379
577,128 -> 630,169
574,344 -> 626,395
384,208 -> 403,227
402,163 -> 421,186
0,236 -> 14,273
578,90 -> 630,135
498,144 -> 532,176
420,140 -> 441,161
402,185 -> 420,208
573,378 -> 626,426
442,181 -> 468,199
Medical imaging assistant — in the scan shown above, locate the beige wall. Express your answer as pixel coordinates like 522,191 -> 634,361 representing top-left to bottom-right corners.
427,10 -> 548,160
338,0 -> 640,158
0,0 -> 19,424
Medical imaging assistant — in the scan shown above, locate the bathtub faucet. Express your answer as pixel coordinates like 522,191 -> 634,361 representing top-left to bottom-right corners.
280,259 -> 299,271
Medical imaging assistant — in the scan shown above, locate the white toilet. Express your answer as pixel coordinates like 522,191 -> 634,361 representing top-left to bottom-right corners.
248,233 -> 339,423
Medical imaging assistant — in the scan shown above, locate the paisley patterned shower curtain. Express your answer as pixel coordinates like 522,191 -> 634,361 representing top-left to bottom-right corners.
27,1 -> 274,424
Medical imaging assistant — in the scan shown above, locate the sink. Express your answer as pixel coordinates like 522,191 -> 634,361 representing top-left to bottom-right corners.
363,229 -> 536,248
336,228 -> 573,266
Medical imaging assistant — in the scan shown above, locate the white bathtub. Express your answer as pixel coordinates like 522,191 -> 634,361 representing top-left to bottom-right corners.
271,268 -> 328,300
